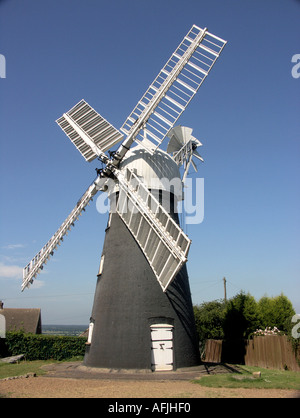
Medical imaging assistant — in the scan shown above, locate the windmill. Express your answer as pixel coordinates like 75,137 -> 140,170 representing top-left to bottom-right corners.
22,25 -> 226,370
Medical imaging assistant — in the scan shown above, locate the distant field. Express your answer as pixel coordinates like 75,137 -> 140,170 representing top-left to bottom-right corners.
42,324 -> 87,336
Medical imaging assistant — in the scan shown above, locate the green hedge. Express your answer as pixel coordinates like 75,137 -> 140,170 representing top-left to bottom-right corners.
4,331 -> 87,361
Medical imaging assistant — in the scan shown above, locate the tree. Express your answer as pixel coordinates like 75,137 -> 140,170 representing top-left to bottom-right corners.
193,300 -> 225,346
258,293 -> 295,332
223,292 -> 260,340
257,296 -> 273,327
193,291 -> 295,347
221,292 -> 260,363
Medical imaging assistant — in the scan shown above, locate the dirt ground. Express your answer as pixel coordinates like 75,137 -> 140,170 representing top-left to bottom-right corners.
0,362 -> 299,398
1,376 -> 300,398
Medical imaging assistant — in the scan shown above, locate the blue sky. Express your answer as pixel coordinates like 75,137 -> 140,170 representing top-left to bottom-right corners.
0,0 -> 299,325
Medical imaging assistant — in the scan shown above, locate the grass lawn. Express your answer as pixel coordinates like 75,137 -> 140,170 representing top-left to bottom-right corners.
193,365 -> 300,390
0,360 -> 57,379
0,356 -> 84,380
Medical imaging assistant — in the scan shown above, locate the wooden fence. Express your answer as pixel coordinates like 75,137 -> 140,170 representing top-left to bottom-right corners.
203,339 -> 223,363
203,335 -> 300,371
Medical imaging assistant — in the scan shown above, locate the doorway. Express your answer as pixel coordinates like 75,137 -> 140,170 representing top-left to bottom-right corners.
150,324 -> 173,371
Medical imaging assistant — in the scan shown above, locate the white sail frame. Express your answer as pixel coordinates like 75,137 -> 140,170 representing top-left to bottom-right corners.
115,167 -> 191,291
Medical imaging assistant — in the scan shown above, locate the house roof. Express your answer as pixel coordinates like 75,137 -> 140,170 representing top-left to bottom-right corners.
0,308 -> 42,334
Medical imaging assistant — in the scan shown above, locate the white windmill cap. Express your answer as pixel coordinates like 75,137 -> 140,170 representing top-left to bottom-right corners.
116,144 -> 183,201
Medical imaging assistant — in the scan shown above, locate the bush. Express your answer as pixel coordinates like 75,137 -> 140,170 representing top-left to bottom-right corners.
193,300 -> 225,346
258,294 -> 295,333
223,292 -> 260,340
4,331 -> 87,361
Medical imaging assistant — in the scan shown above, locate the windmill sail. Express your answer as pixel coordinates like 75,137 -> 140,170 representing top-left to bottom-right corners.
22,178 -> 106,291
115,167 -> 191,292
119,25 -> 226,155
57,99 -> 123,162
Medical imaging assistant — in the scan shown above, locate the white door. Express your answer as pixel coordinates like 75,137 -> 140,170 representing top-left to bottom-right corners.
151,324 -> 173,371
